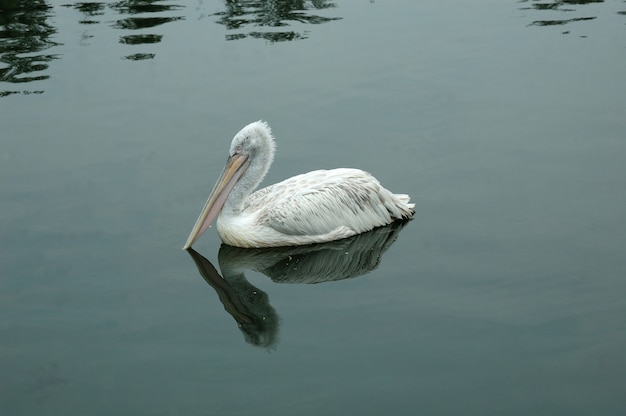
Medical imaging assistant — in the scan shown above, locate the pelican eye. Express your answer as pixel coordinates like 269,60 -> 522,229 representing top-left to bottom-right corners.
235,144 -> 243,153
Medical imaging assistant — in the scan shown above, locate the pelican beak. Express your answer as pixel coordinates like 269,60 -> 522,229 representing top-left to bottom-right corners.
183,153 -> 249,249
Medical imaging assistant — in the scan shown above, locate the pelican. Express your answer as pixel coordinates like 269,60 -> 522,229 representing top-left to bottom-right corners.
183,121 -> 414,249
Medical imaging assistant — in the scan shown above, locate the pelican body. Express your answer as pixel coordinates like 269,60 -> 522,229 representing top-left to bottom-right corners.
183,121 -> 414,249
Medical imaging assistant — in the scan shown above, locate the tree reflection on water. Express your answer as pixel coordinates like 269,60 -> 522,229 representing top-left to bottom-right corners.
0,0 -> 58,96
519,0 -> 609,34
68,1 -> 185,61
1,1 -> 623,96
0,0 -> 342,95
212,0 -> 341,42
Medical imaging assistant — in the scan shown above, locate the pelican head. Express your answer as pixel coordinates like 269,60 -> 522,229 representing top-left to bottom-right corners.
183,121 -> 276,249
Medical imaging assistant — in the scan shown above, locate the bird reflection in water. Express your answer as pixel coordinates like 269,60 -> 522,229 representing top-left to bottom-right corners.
186,220 -> 410,348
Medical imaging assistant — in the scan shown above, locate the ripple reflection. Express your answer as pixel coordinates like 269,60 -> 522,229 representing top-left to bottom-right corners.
0,0 -> 58,96
66,1 -> 185,61
71,2 -> 106,24
211,0 -> 342,42
519,0 -> 625,35
0,0 -> 344,95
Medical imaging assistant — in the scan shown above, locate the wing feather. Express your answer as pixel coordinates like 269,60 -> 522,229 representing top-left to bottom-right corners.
245,168 -> 411,237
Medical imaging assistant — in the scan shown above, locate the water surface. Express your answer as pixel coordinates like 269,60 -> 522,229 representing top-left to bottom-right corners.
1,1 -> 626,415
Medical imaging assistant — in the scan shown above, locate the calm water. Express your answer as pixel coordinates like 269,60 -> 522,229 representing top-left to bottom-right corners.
1,1 -> 626,415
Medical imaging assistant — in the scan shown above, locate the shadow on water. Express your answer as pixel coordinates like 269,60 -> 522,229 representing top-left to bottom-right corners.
186,220 -> 410,349
0,0 -> 58,96
211,0 -> 341,42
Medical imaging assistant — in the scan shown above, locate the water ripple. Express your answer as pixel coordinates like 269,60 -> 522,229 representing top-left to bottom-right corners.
0,0 -> 59,95
68,1 -> 186,61
519,0 -> 625,35
0,0 -> 345,95
211,0 -> 341,42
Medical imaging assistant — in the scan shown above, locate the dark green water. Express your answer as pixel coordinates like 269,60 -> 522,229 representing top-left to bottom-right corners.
1,1 -> 625,415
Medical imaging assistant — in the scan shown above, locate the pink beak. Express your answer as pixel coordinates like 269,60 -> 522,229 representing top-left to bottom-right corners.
183,153 -> 249,249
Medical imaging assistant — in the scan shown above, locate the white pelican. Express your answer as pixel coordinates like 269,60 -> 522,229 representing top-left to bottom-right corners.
183,121 -> 414,249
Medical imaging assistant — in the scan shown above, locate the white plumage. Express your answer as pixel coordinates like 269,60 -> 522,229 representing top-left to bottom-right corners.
183,121 -> 414,249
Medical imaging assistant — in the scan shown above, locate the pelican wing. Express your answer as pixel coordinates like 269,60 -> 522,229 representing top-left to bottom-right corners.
247,168 -> 411,237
